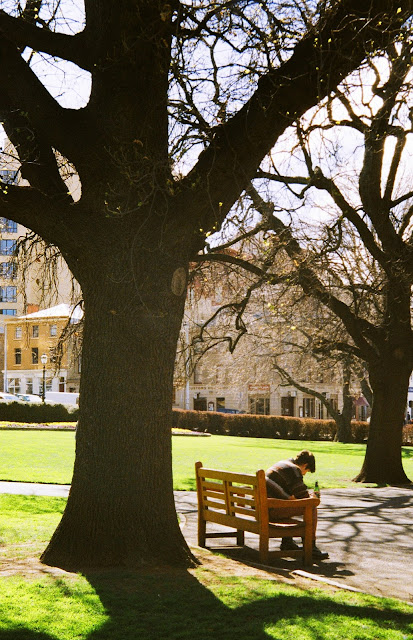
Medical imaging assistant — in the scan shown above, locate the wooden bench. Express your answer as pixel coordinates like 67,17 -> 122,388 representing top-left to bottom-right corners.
195,461 -> 320,566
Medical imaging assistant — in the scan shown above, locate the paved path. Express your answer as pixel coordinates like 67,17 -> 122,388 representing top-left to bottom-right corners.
176,487 -> 413,603
1,482 -> 412,603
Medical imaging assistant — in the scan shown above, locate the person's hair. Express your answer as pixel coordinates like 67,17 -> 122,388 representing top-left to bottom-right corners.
292,449 -> 316,473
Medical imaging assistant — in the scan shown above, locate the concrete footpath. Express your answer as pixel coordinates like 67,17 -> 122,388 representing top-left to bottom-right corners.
1,482 -> 412,603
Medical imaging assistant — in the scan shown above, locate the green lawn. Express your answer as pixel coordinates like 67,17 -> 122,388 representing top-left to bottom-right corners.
0,495 -> 412,640
0,429 -> 412,489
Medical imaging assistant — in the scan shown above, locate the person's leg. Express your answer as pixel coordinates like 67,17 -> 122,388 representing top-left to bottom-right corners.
268,505 -> 303,551
311,506 -> 329,559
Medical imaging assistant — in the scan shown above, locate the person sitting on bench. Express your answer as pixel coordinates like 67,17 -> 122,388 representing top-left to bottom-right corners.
265,449 -> 329,560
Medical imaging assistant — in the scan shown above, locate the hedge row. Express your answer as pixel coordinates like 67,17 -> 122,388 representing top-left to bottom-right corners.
0,401 -> 78,423
172,408 -> 413,446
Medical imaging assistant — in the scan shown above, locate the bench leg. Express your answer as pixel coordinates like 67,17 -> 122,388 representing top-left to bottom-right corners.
259,534 -> 269,564
303,533 -> 313,566
236,530 -> 245,546
198,517 -> 206,548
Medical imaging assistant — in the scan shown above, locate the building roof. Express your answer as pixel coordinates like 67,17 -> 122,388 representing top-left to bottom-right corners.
19,303 -> 83,321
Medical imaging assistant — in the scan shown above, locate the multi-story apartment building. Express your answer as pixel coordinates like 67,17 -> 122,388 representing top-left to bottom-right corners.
174,333 -> 344,418
3,304 -> 82,397
173,266 -> 370,420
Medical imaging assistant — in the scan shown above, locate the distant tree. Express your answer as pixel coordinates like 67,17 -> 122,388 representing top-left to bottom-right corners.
0,1 -> 411,569
201,42 -> 413,482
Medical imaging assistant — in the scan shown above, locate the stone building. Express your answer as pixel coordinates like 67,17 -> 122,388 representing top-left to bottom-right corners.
2,304 -> 82,397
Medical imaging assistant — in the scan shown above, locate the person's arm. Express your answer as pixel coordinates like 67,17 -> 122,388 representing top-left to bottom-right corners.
265,477 -> 291,500
288,467 -> 310,499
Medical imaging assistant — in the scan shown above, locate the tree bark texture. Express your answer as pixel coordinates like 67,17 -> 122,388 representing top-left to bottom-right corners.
42,238 -> 194,568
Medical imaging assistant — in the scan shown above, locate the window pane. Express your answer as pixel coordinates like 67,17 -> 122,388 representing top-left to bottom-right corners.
31,347 -> 38,364
0,218 -> 17,233
8,377 -> 20,393
0,240 -> 16,256
15,326 -> 22,339
0,287 -> 17,303
0,171 -> 18,185
32,325 -> 39,338
0,262 -> 17,279
14,348 -> 21,365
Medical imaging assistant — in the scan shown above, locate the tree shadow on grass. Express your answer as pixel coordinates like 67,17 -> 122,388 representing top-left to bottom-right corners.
82,568 -> 412,640
0,567 -> 412,640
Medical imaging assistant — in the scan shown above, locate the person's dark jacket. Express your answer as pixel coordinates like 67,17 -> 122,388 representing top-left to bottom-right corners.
265,459 -> 309,499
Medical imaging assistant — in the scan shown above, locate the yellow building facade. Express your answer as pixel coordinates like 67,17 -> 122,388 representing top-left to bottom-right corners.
3,304 -> 81,396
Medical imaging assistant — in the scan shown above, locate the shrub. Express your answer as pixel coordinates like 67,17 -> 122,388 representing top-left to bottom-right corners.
0,401 -> 78,423
171,409 -> 362,441
172,410 -> 413,447
403,423 -> 413,446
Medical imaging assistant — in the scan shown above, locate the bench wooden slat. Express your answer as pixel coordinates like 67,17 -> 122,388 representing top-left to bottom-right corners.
197,467 -> 258,485
230,505 -> 258,517
201,507 -> 261,534
229,495 -> 256,506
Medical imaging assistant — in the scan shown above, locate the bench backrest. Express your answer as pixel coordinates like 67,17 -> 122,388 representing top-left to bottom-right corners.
195,461 -> 268,532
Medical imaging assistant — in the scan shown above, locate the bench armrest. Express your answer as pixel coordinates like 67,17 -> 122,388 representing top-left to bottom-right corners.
267,496 -> 320,509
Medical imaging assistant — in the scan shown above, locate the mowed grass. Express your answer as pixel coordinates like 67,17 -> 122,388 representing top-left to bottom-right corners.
0,495 -> 412,640
0,429 -> 412,489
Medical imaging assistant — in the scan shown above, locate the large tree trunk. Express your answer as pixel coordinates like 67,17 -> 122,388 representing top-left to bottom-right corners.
41,237 -> 194,569
354,361 -> 411,484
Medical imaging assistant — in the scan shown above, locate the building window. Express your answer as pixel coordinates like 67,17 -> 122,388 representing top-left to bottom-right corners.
0,309 -> 16,315
0,240 -> 16,256
0,262 -> 17,279
14,348 -> 21,365
50,324 -> 57,337
303,397 -> 315,418
216,397 -> 225,410
15,326 -> 22,339
0,170 -> 18,185
249,396 -> 270,415
0,287 -> 17,302
26,378 -> 33,393
0,218 -> 17,233
281,396 -> 295,416
31,347 -> 39,364
8,378 -> 20,394
32,325 -> 39,338
40,378 -> 53,397
59,377 -> 65,392
49,347 -> 57,363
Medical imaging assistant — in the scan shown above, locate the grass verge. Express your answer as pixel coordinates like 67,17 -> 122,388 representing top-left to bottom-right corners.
0,430 -> 412,489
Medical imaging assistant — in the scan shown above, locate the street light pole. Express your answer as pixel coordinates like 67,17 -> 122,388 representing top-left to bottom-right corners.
41,353 -> 47,402
183,321 -> 190,410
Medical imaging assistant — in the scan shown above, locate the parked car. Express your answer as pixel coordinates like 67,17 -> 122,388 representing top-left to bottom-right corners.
15,393 -> 43,404
216,408 -> 245,414
0,392 -> 23,403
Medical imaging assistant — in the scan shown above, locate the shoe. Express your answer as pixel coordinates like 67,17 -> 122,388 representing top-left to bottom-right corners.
280,539 -> 301,551
312,545 -> 329,560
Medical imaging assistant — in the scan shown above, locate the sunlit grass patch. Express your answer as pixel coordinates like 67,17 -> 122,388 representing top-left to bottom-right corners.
0,495 -> 66,559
